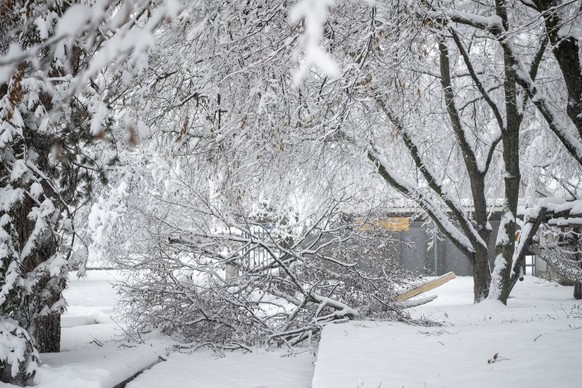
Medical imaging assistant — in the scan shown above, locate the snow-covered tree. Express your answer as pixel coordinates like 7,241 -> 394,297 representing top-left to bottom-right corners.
0,0 -> 179,384
406,0 -> 582,301
98,0 -> 417,349
284,0 -> 530,303
107,0 -> 582,323
314,0 -> 581,303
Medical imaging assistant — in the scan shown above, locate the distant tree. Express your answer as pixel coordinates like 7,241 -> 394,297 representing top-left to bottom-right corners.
328,0 -> 580,303
300,0 -> 540,303
420,0 -> 582,299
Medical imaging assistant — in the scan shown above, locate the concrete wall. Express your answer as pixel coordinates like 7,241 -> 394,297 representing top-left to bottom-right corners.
396,221 -> 501,276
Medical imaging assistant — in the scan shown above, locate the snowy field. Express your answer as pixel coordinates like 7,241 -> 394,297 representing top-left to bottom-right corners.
1,271 -> 580,388
314,277 -> 582,387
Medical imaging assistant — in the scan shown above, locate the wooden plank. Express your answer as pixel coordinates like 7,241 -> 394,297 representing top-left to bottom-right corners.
394,272 -> 456,302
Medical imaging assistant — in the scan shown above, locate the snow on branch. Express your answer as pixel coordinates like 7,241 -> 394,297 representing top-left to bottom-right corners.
426,10 -> 504,35
289,0 -> 340,85
531,245 -> 582,283
374,95 -> 487,254
367,146 -> 476,256
425,4 -> 582,165
118,195 -> 414,348
510,199 -> 582,289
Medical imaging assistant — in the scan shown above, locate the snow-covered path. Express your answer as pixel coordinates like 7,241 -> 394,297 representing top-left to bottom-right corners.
126,349 -> 315,388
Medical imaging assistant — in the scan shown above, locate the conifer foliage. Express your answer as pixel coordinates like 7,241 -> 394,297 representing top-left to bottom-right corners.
0,0 -> 178,384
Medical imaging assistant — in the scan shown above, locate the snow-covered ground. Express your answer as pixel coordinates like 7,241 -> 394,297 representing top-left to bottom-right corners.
1,272 -> 580,388
28,271 -> 171,388
126,349 -> 315,388
314,276 -> 582,388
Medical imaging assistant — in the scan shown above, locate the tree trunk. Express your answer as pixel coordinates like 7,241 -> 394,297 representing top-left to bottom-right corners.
35,312 -> 61,353
26,271 -> 64,353
26,270 -> 64,353
575,230 -> 582,300
508,208 -> 547,293
494,233 -> 515,304
493,0 -> 521,305
14,197 -> 64,353
473,250 -> 491,302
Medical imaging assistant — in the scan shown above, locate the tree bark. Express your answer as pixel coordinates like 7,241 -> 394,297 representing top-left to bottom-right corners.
473,248 -> 492,302
509,208 -> 547,292
575,229 -> 582,300
14,191 -> 64,353
488,0 -> 522,305
34,311 -> 61,353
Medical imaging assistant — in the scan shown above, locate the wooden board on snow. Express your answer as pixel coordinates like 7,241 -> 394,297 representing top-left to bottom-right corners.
394,272 -> 456,302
